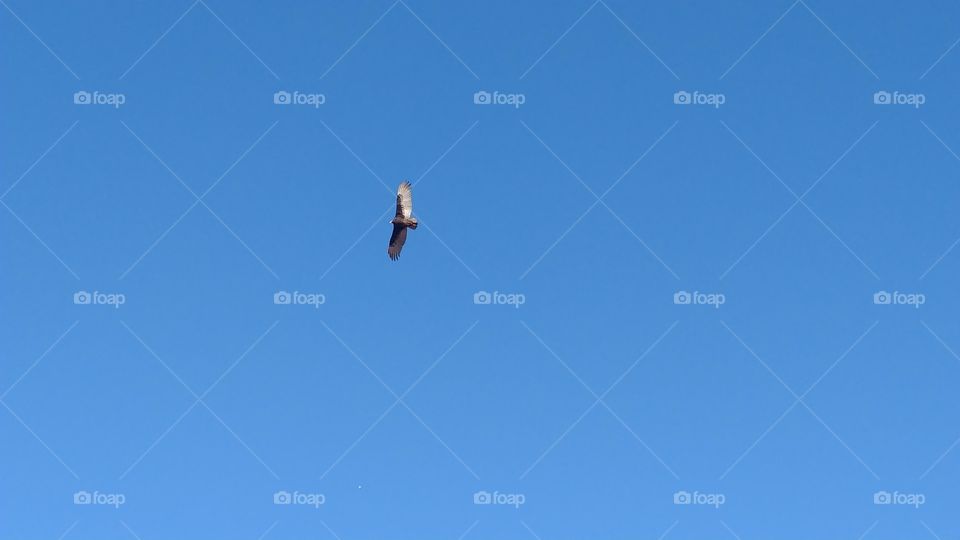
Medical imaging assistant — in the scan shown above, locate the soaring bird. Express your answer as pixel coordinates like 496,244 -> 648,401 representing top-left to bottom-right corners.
387,181 -> 417,260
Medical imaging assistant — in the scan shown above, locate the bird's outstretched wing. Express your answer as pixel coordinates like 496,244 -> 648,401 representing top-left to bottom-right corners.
396,181 -> 413,218
387,224 -> 407,260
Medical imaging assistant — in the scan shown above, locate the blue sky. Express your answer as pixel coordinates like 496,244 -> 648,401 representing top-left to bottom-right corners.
2,0 -> 960,538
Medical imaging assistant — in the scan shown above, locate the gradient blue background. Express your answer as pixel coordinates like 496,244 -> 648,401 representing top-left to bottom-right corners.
3,1 -> 960,538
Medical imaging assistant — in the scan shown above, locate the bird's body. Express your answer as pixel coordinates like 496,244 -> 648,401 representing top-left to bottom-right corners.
387,181 -> 417,260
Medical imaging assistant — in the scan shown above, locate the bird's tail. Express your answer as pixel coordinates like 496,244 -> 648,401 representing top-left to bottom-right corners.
408,218 -> 418,229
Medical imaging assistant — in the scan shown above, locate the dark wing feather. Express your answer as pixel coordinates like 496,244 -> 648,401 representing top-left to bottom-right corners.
387,224 -> 407,260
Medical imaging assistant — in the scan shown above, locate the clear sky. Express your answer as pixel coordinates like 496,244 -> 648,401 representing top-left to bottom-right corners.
2,1 -> 960,538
